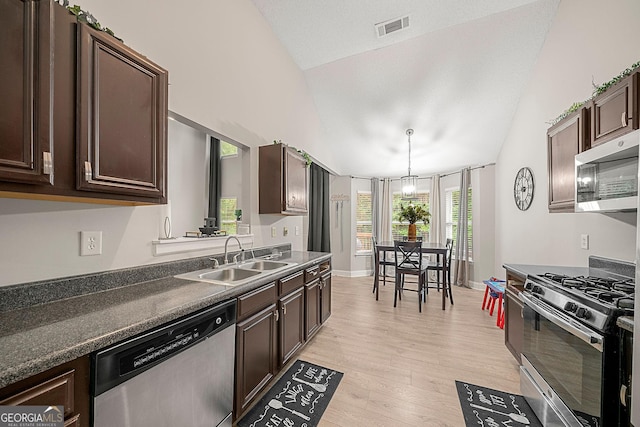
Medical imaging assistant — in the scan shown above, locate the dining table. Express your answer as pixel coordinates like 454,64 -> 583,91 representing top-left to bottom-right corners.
374,241 -> 450,310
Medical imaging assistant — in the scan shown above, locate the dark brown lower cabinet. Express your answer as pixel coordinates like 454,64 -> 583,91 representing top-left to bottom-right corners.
235,304 -> 278,417
320,273 -> 332,323
504,270 -> 525,364
0,356 -> 90,427
305,278 -> 321,340
279,287 -> 305,367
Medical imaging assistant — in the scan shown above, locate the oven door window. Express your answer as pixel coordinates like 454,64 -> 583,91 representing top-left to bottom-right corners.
523,304 -> 602,422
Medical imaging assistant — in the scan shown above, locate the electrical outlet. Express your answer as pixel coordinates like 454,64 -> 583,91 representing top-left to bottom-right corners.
581,234 -> 589,250
283,227 -> 288,236
295,226 -> 300,236
271,227 -> 277,238
81,231 -> 102,256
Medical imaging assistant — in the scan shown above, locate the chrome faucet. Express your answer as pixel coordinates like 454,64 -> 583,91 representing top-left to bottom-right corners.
224,236 -> 243,264
208,257 -> 220,269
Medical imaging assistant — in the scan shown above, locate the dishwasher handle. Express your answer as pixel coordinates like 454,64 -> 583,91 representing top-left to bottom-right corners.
93,299 -> 236,396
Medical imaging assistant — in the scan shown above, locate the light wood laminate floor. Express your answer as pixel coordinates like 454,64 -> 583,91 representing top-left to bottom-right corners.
297,275 -> 521,427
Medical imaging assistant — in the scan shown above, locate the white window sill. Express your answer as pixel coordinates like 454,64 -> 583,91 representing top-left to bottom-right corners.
152,234 -> 254,256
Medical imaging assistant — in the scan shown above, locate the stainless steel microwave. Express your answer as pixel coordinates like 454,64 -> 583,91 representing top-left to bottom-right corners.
575,129 -> 640,212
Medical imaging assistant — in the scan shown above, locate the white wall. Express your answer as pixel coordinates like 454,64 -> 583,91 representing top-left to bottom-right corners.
329,176 -> 351,274
0,0 -> 321,286
495,0 -> 640,275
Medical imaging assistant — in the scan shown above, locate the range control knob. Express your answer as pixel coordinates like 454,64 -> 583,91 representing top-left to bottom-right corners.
576,307 -> 592,320
532,285 -> 544,295
524,282 -> 533,291
564,302 -> 578,312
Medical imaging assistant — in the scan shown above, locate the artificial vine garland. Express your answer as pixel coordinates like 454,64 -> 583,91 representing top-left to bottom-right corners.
273,140 -> 312,166
549,60 -> 640,125
54,0 -> 122,41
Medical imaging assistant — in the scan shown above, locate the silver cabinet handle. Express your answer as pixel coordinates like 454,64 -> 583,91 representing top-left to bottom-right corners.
43,152 -> 53,175
283,305 -> 287,316
274,309 -> 279,322
621,384 -> 628,407
622,111 -> 628,127
84,161 -> 93,181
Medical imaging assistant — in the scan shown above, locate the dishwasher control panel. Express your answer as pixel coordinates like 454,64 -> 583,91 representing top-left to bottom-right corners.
92,300 -> 236,396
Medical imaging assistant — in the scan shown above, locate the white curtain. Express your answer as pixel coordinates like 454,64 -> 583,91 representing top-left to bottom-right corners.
380,178 -> 393,242
453,168 -> 471,288
429,174 -> 442,245
371,178 -> 380,241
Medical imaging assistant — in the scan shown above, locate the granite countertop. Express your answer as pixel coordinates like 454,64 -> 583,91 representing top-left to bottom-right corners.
618,316 -> 634,333
0,250 -> 331,389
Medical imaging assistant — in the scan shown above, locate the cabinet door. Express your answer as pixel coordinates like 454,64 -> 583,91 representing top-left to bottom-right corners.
76,23 -> 167,199
279,287 -> 305,367
0,0 -> 53,185
504,287 -> 523,364
235,304 -> 278,416
320,273 -> 332,323
305,279 -> 321,340
283,147 -> 308,214
547,108 -> 588,212
592,73 -> 638,147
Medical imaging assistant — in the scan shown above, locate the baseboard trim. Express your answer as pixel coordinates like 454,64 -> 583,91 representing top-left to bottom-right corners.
332,269 -> 372,278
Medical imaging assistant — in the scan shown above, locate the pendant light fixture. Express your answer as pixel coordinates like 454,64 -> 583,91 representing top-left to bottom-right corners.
401,128 -> 418,199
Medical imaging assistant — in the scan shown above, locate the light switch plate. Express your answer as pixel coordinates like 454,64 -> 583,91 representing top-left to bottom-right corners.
283,227 -> 288,236
580,234 -> 589,250
271,227 -> 277,238
81,231 -> 102,256
295,226 -> 300,236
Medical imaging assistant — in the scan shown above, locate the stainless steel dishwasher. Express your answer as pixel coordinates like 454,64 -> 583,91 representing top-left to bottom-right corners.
92,300 -> 236,427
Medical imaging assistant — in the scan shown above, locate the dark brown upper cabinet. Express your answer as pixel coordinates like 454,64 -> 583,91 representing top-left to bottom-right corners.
591,72 -> 639,147
259,143 -> 308,215
547,107 -> 590,212
76,23 -> 167,199
0,0 -> 54,185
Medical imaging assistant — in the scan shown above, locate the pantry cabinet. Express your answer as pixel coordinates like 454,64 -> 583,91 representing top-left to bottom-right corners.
0,0 -> 54,185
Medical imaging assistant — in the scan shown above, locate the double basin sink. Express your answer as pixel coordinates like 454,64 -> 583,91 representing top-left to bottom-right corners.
175,259 -> 296,287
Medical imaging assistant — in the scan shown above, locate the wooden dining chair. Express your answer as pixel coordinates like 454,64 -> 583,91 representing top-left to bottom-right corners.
425,238 -> 454,305
393,240 -> 428,312
372,237 -> 394,296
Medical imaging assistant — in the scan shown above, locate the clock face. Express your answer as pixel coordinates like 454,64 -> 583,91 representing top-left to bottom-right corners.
514,167 -> 534,211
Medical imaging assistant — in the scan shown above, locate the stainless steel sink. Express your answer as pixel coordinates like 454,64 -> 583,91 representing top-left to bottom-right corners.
238,260 -> 289,271
174,258 -> 296,287
199,268 -> 261,282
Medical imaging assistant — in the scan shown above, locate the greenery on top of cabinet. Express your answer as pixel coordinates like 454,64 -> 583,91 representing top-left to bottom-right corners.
54,0 -> 121,41
549,60 -> 640,126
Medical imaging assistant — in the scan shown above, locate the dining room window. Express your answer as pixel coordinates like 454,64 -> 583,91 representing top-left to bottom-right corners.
445,187 -> 472,259
355,191 -> 373,254
392,192 -> 430,241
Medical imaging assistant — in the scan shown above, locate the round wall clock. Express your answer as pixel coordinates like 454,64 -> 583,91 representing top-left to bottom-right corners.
514,167 -> 534,211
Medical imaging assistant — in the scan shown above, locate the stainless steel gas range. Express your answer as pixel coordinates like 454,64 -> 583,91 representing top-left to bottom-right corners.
519,257 -> 635,427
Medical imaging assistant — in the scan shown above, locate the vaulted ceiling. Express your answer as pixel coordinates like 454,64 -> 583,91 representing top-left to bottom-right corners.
251,0 -> 560,177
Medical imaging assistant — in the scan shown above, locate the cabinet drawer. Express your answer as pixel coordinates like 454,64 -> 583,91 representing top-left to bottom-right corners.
237,282 -> 277,320
279,270 -> 304,296
0,370 -> 74,417
304,265 -> 319,283
319,260 -> 331,275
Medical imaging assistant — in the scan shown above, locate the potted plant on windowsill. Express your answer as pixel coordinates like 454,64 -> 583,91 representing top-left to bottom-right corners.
397,203 -> 430,241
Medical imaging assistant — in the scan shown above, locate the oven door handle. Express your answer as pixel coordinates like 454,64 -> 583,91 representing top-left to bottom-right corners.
521,292 -> 604,352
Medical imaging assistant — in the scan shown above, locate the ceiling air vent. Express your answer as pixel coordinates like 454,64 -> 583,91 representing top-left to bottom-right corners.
375,15 -> 410,38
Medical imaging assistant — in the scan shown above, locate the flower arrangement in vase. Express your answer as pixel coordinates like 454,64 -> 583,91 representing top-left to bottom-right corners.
397,203 -> 430,241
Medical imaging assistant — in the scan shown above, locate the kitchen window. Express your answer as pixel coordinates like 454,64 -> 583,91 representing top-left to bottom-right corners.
355,191 -> 373,254
392,192 -> 430,241
445,187 -> 472,259
220,140 -> 238,158
219,197 -> 237,235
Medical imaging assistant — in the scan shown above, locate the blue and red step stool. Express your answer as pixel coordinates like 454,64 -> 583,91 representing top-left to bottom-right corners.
482,277 -> 506,329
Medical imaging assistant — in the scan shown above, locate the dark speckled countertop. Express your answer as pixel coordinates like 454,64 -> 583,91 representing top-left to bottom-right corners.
0,249 -> 331,388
